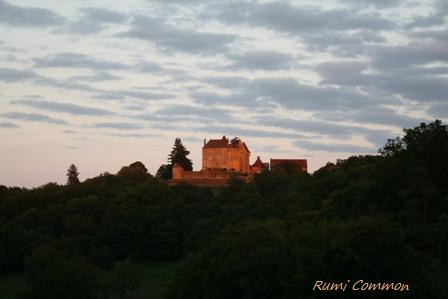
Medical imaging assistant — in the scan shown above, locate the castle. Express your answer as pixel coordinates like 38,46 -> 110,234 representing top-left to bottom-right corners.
170,136 -> 307,187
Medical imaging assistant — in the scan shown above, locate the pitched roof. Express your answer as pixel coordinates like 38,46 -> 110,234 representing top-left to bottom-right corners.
203,136 -> 229,148
241,142 -> 250,153
203,136 -> 250,153
252,156 -> 264,168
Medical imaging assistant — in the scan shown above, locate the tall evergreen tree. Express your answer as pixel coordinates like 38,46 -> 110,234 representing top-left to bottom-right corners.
66,164 -> 80,185
168,138 -> 193,171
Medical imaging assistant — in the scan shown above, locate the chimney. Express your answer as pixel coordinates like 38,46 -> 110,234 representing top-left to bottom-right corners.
204,138 -> 206,146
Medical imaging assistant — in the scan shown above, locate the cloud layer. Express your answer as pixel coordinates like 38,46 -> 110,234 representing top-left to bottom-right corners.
0,0 -> 447,186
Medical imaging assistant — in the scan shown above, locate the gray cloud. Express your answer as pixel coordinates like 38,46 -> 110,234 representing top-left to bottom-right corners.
197,72 -> 433,132
201,76 -> 249,89
225,51 -> 295,70
155,104 -> 235,121
428,103 -> 448,118
62,129 -> 77,134
0,0 -> 65,27
94,89 -> 175,101
181,136 -> 202,143
79,7 -> 127,24
316,60 -> 371,86
0,121 -> 19,128
119,16 -> 237,54
406,15 -> 446,29
260,117 -> 380,138
339,0 -> 402,9
0,67 -> 35,82
294,139 -> 376,153
35,76 -> 99,92
315,106 -> 428,129
303,30 -> 386,55
69,72 -> 122,82
93,122 -> 146,130
61,145 -> 79,150
33,52 -> 128,70
32,52 -> 176,78
13,99 -> 114,116
372,42 -> 448,69
0,67 -> 99,92
134,61 -> 167,73
104,132 -> 162,138
61,7 -> 128,35
145,118 -> 308,139
405,0 -> 447,29
258,116 -> 393,147
256,77 -> 378,110
1,112 -> 68,125
192,76 -> 385,113
377,74 -> 448,103
412,30 -> 448,42
193,124 -> 307,139
316,51 -> 448,112
207,1 -> 396,33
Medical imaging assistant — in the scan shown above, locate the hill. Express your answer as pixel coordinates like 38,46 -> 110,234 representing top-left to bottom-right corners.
0,120 -> 447,299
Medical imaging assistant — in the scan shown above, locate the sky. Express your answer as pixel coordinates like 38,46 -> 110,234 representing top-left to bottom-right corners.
0,0 -> 447,187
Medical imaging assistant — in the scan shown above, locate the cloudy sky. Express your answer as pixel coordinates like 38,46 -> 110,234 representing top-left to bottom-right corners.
0,0 -> 447,187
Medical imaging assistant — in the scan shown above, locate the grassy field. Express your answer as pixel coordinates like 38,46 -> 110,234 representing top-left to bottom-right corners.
0,260 -> 182,299
136,260 -> 181,298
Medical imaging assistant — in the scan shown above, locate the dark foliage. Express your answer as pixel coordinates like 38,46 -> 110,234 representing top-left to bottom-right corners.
0,120 -> 447,298
156,164 -> 173,180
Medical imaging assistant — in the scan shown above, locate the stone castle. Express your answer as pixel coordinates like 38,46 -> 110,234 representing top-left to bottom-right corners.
170,136 -> 307,187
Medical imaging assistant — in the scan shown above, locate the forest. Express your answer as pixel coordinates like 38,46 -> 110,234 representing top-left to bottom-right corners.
0,120 -> 447,299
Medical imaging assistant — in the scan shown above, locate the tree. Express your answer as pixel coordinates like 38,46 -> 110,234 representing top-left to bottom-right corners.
378,136 -> 405,157
117,161 -> 150,181
103,260 -> 143,299
117,161 -> 148,176
66,164 -> 80,185
168,138 -> 193,171
156,164 -> 173,180
24,245 -> 99,299
379,119 -> 448,191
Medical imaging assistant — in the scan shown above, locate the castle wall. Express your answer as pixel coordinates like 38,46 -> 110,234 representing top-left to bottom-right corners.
203,146 -> 250,173
183,169 -> 230,179
202,148 -> 228,169
229,148 -> 249,173
172,164 -> 184,179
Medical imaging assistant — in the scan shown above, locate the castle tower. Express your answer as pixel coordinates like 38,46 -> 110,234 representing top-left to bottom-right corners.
172,163 -> 184,179
202,136 -> 250,173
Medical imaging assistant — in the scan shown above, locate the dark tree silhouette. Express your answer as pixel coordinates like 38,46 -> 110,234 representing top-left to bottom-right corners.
66,164 -> 80,185
168,138 -> 193,171
156,164 -> 173,180
117,161 -> 148,176
117,161 -> 150,182
103,260 -> 143,299
0,120 -> 446,299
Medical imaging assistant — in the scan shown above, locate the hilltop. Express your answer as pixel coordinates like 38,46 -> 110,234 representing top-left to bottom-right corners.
0,120 -> 447,299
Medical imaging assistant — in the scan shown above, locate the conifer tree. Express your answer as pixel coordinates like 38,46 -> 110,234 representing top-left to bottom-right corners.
168,138 -> 193,171
66,164 -> 80,185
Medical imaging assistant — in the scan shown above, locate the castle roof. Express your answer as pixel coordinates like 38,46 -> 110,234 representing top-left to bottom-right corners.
251,156 -> 264,168
203,136 -> 229,148
270,159 -> 308,170
203,136 -> 250,153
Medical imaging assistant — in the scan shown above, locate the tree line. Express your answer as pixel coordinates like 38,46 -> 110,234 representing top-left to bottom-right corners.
0,120 -> 447,298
